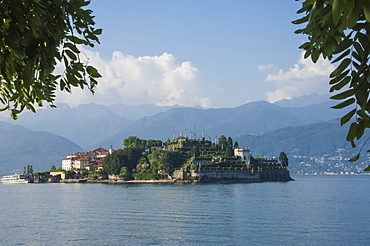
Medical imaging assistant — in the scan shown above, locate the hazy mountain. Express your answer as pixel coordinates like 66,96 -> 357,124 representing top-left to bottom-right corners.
0,122 -> 83,175
234,119 -> 353,157
274,93 -> 330,108
233,119 -> 370,173
7,103 -> 133,149
3,103 -> 196,149
1,94 -> 349,151
96,100 -> 347,149
107,103 -> 189,121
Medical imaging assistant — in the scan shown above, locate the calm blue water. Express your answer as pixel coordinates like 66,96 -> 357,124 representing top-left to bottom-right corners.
1,175 -> 370,246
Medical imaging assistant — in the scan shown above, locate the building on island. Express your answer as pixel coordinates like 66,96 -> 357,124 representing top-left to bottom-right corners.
234,147 -> 251,165
62,147 -> 113,171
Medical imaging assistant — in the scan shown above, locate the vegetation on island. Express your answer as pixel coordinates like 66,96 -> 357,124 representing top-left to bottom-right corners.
100,135 -> 289,181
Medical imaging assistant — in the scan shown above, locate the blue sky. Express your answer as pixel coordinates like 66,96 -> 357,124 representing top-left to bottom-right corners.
55,0 -> 334,108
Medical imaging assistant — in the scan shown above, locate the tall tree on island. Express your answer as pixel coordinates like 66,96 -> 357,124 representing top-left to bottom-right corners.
225,145 -> 234,157
218,135 -> 227,150
279,152 -> 289,169
227,137 -> 233,149
234,141 -> 239,149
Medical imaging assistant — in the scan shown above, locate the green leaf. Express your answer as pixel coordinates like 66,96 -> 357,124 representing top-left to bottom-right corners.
333,37 -> 352,55
332,49 -> 350,63
330,89 -> 355,100
64,42 -> 80,53
356,119 -> 365,140
66,35 -> 87,45
332,0 -> 344,25
292,16 -> 309,25
0,105 -> 9,111
65,50 -> 77,60
346,122 -> 358,142
330,76 -> 351,91
324,37 -> 338,56
364,165 -> 370,171
340,109 -> 356,125
352,51 -> 362,63
10,109 -> 20,120
311,49 -> 320,62
353,42 -> 364,57
329,69 -> 350,84
93,28 -> 103,35
330,58 -> 351,78
363,0 -> 370,23
331,98 -> 355,109
356,110 -> 369,120
86,65 -> 101,78
346,3 -> 360,27
349,154 -> 360,162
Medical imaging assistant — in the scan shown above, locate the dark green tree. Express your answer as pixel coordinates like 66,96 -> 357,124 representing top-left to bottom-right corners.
234,141 -> 239,149
149,149 -> 184,174
279,152 -> 289,169
191,146 -> 200,158
143,139 -> 163,149
227,136 -> 233,149
218,135 -> 227,150
123,136 -> 143,149
0,0 -> 101,119
50,165 -> 57,171
122,147 -> 143,172
24,165 -> 33,175
225,145 -> 233,157
103,147 -> 144,175
103,149 -> 125,175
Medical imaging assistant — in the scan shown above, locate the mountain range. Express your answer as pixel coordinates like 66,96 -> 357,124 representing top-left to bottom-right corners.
0,93 -> 363,174
94,100 -> 347,149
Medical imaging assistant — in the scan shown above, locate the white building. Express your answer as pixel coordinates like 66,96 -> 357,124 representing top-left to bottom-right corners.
234,147 -> 251,165
62,147 -> 113,171
62,158 -> 74,171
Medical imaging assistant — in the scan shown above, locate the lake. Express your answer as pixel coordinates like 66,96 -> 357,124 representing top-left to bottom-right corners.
1,175 -> 370,245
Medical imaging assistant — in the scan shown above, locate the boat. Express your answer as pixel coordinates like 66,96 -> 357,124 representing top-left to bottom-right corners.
1,173 -> 29,183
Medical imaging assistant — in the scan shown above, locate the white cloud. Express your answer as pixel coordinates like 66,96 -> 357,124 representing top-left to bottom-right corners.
55,49 -> 213,108
262,51 -> 335,103
257,64 -> 276,71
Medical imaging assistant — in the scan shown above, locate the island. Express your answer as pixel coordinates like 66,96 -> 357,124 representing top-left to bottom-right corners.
28,134 -> 293,183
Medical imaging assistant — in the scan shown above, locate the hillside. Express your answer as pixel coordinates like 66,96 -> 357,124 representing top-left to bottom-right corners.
8,103 -> 133,149
234,120 -> 370,174
234,120 -> 352,157
274,93 -> 329,108
0,122 -> 83,175
96,100 -> 346,149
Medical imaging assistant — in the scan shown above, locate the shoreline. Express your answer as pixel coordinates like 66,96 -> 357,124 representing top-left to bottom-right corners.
58,178 -> 276,184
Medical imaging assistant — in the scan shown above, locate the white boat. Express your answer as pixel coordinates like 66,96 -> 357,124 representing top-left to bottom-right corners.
1,174 -> 29,183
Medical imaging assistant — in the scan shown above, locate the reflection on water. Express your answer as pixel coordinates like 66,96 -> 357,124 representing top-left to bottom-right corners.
1,176 -> 370,245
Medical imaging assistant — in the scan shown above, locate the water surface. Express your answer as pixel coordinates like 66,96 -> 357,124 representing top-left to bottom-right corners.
1,175 -> 370,245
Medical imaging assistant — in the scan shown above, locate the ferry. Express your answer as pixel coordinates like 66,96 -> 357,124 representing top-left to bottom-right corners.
1,174 -> 29,184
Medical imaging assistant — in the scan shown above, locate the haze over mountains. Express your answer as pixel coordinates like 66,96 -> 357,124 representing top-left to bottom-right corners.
0,121 -> 82,174
0,93 -> 363,174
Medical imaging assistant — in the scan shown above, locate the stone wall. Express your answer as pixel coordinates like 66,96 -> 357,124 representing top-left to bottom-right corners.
173,169 -> 293,182
260,170 -> 293,181
191,170 -> 261,181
